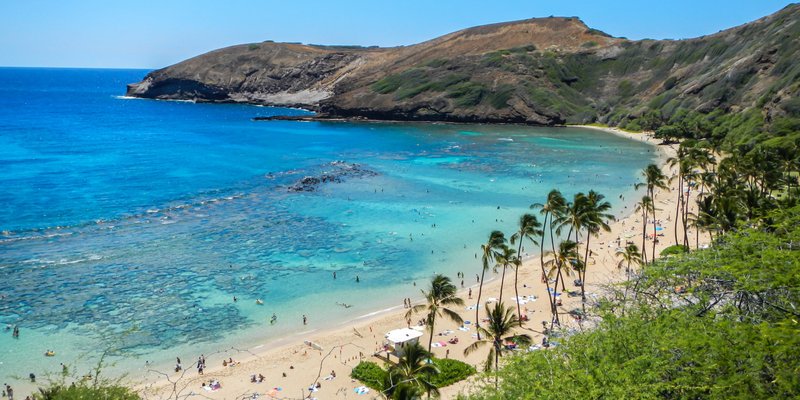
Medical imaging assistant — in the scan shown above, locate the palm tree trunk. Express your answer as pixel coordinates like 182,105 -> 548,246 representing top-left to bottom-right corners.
475,267 -> 486,340
581,232 -> 590,310
551,260 -> 563,328
674,174 -> 682,246
494,344 -> 500,389
641,206 -> 648,265
499,262 -> 508,303
539,213 -> 556,327
515,239 -> 525,326
650,189 -> 657,262
427,313 -> 436,354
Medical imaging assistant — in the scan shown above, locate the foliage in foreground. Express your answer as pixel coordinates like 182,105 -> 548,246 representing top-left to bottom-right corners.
33,383 -> 140,400
467,206 -> 800,400
351,357 -> 476,392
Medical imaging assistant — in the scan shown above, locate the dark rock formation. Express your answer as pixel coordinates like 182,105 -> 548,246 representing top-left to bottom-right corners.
287,161 -> 378,192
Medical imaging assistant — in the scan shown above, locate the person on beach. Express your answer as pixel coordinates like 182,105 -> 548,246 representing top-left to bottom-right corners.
303,315 -> 307,325
468,288 -> 472,299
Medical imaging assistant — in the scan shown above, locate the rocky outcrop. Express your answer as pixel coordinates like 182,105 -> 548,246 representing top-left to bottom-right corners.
127,5 -> 800,125
287,161 -> 378,192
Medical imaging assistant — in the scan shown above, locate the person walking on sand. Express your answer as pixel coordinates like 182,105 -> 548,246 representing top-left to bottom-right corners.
468,287 -> 472,299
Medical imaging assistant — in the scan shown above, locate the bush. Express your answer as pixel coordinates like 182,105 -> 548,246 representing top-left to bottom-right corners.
351,361 -> 388,391
660,244 -> 689,256
351,358 -> 475,391
448,82 -> 486,107
427,358 -> 476,387
33,383 -> 140,400
486,84 -> 515,109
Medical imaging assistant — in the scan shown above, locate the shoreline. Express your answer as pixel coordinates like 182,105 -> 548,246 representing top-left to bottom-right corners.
134,125 -> 701,400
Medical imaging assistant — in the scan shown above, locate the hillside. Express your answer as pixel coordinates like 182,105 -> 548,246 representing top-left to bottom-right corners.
127,4 -> 800,127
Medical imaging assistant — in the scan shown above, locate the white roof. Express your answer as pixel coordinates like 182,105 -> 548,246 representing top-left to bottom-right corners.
385,328 -> 424,343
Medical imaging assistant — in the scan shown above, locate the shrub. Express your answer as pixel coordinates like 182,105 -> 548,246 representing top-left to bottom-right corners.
32,383 -> 140,400
351,361 -> 388,391
448,82 -> 486,107
351,358 -> 475,391
486,84 -> 515,109
248,44 -> 260,51
660,244 -> 689,256
427,358 -> 476,387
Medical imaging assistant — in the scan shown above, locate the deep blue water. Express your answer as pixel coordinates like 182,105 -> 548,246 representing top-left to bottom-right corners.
0,67 -> 654,389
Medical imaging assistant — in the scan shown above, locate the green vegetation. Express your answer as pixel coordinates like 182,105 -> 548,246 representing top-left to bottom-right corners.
247,44 -> 260,51
371,68 -> 473,101
427,358 -> 476,388
468,208 -> 800,399
466,105 -> 800,398
351,361 -> 388,391
659,244 -> 688,256
32,383 -> 140,400
485,85 -> 515,109
447,81 -> 486,107
350,349 -> 476,398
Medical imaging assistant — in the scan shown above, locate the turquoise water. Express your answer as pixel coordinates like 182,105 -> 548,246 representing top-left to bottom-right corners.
0,68 -> 654,391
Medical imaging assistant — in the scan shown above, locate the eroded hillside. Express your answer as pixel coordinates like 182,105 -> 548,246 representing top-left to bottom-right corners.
127,4 -> 800,126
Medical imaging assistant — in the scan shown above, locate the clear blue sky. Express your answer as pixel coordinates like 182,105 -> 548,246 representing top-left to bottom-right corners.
0,0 -> 793,69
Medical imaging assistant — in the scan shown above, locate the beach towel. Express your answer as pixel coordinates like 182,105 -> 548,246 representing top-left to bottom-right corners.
354,386 -> 370,395
458,326 -> 470,332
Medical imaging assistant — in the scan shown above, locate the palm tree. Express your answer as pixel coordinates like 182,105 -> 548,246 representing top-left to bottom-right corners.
531,190 -> 566,322
510,213 -> 542,326
542,240 -> 579,326
406,274 -> 464,353
634,195 -> 654,265
390,383 -> 423,400
386,342 -> 439,399
464,302 -> 531,389
495,244 -> 516,303
578,190 -> 614,306
475,231 -> 506,339
552,193 -> 588,292
636,164 -> 669,260
615,243 -> 642,281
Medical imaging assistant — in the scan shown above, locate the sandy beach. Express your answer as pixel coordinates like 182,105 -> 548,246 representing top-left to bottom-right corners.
137,126 -> 705,400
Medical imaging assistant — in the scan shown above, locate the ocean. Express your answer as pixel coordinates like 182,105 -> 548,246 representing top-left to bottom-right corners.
0,67 -> 654,391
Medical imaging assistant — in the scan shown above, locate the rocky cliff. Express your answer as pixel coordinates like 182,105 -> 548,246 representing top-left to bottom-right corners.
127,4 -> 800,126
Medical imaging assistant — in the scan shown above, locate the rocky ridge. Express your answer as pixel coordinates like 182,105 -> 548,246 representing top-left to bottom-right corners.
127,4 -> 800,126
